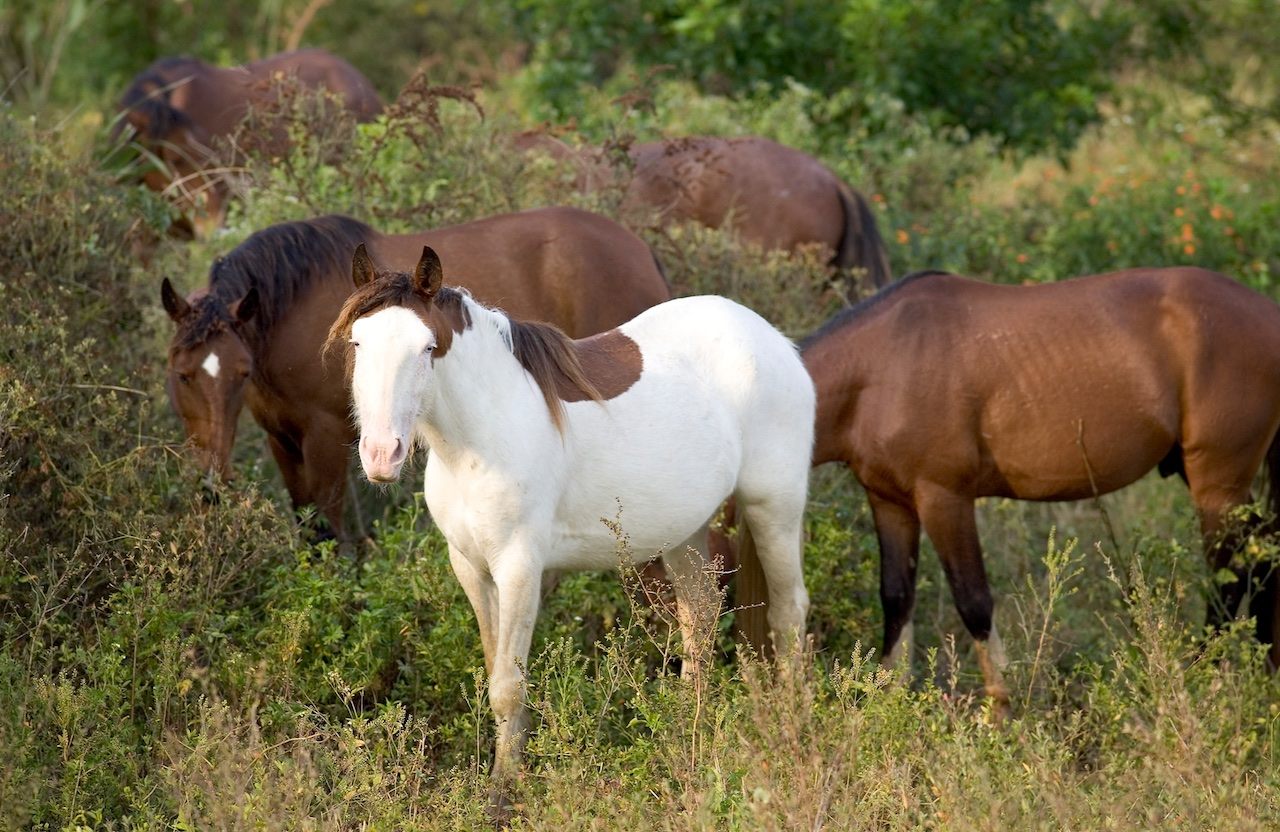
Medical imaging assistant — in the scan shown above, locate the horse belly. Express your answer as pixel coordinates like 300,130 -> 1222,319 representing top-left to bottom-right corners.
547,391 -> 742,570
981,393 -> 1176,501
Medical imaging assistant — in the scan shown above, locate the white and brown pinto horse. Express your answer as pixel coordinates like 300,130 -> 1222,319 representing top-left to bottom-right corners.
328,246 -> 814,791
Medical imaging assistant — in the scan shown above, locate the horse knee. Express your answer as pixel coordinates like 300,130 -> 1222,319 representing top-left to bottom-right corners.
953,584 -> 995,641
881,581 -> 915,622
488,671 -> 525,722
767,583 -> 809,640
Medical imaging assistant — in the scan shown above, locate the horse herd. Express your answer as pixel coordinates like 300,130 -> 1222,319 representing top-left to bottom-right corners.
124,48 -> 1280,796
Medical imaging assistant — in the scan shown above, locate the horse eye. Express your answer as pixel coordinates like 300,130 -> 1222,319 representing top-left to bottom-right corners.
424,343 -> 436,355
178,373 -> 191,385
350,340 -> 360,348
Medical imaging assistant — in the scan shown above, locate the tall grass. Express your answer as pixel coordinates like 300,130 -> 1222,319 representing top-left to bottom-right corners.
2,69 -> 1280,829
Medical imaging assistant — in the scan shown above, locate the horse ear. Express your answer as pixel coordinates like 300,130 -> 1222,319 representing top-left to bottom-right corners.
352,243 -> 376,287
413,246 -> 443,299
230,287 -> 259,323
160,277 -> 190,322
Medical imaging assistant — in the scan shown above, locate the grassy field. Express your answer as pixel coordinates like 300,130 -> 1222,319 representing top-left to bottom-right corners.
4,8 -> 1280,828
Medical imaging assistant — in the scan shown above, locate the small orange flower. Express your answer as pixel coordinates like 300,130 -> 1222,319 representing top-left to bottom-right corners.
896,229 -> 910,245
1210,205 -> 1224,220
1174,207 -> 1185,218
1016,253 -> 1028,264
1089,195 -> 1100,206
1184,243 -> 1196,255
1176,185 -> 1187,196
872,193 -> 885,203
1224,226 -> 1236,237
1181,223 -> 1194,242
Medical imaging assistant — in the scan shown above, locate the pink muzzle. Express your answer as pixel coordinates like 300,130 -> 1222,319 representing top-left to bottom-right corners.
359,433 -> 406,483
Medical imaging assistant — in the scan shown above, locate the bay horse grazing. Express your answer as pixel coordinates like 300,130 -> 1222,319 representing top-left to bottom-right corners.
329,247 -> 814,797
160,207 -> 672,542
117,49 -> 382,236
802,267 -> 1280,714
516,133 -> 892,288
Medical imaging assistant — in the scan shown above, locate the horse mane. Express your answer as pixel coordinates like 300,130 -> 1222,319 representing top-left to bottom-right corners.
507,318 -> 604,431
176,215 -> 375,356
325,278 -> 605,431
117,57 -> 203,140
800,269 -> 952,350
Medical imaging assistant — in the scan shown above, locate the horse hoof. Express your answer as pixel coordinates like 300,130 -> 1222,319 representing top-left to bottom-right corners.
486,787 -> 516,828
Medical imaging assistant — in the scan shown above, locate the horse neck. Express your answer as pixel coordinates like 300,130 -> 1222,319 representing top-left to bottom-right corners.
802,326 -> 867,466
420,301 -> 556,467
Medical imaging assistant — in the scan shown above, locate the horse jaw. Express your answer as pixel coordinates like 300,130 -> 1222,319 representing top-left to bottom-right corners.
350,306 -> 436,483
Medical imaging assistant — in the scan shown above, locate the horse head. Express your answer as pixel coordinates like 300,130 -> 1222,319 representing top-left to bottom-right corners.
118,64 -> 223,234
161,277 -> 259,481
326,244 -> 460,484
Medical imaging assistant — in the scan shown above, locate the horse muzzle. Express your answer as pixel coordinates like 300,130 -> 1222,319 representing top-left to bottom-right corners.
360,434 -> 406,483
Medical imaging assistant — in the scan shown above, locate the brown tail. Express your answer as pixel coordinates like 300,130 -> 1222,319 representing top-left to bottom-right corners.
733,512 -> 773,659
1258,433 -> 1280,666
834,183 -> 893,289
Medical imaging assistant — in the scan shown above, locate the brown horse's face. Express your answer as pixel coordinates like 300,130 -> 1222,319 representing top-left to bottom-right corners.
161,279 -> 258,481
166,330 -> 253,480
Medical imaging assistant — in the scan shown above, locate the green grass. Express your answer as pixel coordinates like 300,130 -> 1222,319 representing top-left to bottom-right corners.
3,67 -> 1280,830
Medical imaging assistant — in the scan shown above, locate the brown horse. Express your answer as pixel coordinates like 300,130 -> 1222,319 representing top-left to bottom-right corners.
801,267 -> 1280,712
514,133 -> 892,288
118,49 -> 382,236
161,207 -> 672,541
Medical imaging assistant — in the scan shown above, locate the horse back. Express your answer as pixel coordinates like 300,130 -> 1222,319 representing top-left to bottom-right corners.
242,48 -> 382,119
809,268 -> 1280,501
369,207 -> 671,338
627,136 -> 847,255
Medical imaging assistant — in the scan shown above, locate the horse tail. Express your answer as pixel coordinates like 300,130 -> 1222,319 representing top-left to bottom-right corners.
732,501 -> 773,658
649,246 -> 673,296
833,182 -> 893,290
1258,431 -> 1280,665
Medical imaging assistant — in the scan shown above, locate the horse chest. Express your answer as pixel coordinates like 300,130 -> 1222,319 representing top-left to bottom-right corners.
423,452 -> 546,557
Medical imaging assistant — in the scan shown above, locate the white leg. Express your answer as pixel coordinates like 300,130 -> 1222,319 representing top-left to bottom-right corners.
488,553 -> 543,786
885,620 -> 914,674
975,618 -> 1011,719
662,525 -> 717,681
449,544 -> 497,674
740,499 -> 810,654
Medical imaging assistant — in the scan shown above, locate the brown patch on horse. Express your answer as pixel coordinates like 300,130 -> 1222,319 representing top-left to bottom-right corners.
556,330 -> 643,402
508,321 -> 604,431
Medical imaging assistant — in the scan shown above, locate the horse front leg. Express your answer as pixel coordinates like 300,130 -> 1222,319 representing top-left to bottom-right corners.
487,551 -> 543,798
301,419 -> 355,544
449,545 -> 498,674
867,492 -> 921,675
916,484 -> 1010,720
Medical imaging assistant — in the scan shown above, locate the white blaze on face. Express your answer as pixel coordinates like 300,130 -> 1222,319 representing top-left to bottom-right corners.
201,351 -> 221,379
350,306 -> 436,482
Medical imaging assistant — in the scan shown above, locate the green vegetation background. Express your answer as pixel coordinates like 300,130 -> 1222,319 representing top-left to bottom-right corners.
2,1 -> 1280,827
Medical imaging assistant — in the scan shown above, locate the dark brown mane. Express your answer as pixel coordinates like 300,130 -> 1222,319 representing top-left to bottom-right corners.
800,269 -> 951,351
175,215 -> 374,358
508,318 -> 605,430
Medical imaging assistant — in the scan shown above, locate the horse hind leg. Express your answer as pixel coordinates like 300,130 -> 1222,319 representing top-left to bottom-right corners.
1184,447 -> 1269,633
866,492 -> 922,676
1191,433 -> 1280,667
662,524 -> 718,681
736,490 -> 810,657
915,484 -> 1010,719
